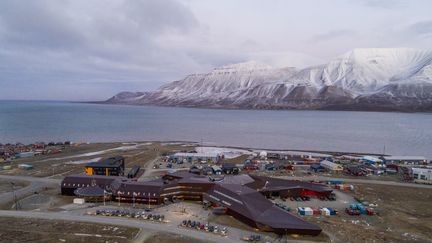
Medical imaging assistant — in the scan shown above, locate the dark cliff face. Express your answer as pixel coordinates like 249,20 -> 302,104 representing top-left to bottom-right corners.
102,84 -> 432,112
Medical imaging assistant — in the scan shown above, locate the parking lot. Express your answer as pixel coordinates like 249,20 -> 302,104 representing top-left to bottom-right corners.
272,190 -> 356,211
90,208 -> 166,223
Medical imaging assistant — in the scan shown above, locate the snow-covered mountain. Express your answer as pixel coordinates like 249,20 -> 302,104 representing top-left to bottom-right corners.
103,48 -> 432,112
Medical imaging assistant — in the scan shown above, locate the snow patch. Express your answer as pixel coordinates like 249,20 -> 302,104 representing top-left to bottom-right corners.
195,146 -> 255,159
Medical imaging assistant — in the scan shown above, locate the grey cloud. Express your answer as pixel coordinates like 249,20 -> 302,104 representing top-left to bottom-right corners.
406,20 -> 432,37
310,30 -> 355,42
358,0 -> 407,9
0,0 -> 205,100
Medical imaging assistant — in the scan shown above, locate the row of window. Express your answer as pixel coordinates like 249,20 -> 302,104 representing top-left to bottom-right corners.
414,174 -> 427,180
63,183 -> 91,187
160,191 -> 203,197
116,191 -> 157,197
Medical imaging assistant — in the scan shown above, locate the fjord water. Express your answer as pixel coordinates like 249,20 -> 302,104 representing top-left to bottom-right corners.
1,101 -> 431,158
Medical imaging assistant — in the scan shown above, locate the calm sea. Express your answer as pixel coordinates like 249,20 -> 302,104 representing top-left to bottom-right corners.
1,101 -> 431,158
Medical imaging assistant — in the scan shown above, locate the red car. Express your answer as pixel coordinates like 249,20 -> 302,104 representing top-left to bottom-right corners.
345,208 -> 361,215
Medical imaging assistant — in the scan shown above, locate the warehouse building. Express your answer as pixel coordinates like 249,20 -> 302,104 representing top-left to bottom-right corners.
383,156 -> 429,165
412,168 -> 432,182
320,160 -> 343,173
245,175 -> 333,198
85,156 -> 125,176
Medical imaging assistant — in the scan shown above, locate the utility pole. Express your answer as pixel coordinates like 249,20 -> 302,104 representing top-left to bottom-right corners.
10,182 -> 18,210
133,192 -> 136,208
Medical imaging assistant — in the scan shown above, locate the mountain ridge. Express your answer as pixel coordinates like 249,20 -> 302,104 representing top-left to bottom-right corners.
101,48 -> 432,112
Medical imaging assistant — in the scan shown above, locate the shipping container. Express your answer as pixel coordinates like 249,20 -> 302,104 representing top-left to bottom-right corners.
304,207 -> 313,216
297,207 -> 305,215
73,198 -> 85,204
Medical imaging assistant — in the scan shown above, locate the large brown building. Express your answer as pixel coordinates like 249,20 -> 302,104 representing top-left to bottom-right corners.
61,171 -> 331,236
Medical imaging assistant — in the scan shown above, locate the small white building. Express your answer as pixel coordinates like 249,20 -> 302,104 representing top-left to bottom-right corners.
73,198 -> 85,204
259,151 -> 267,159
412,168 -> 432,181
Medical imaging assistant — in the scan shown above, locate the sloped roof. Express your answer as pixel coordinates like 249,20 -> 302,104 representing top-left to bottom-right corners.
246,175 -> 332,193
87,156 -> 124,168
208,183 -> 321,233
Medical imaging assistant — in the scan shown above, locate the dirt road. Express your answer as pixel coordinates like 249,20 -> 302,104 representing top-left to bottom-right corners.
0,210 -> 241,243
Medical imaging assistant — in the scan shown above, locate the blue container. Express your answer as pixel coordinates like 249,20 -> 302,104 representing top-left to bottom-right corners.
327,208 -> 336,215
298,207 -> 305,215
328,180 -> 342,185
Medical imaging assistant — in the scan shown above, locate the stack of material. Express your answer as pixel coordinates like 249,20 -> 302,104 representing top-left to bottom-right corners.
335,184 -> 354,190
320,208 -> 330,216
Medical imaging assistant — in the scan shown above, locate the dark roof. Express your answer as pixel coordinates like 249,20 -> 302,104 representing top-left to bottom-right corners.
61,174 -> 122,188
74,186 -> 105,197
87,156 -> 124,168
207,183 -> 321,234
221,163 -> 238,169
62,171 -> 324,235
246,175 -> 332,193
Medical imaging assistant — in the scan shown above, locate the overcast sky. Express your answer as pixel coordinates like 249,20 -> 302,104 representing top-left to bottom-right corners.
1,0 -> 431,101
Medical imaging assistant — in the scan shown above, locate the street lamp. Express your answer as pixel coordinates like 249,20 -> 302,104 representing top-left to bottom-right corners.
10,182 -> 18,210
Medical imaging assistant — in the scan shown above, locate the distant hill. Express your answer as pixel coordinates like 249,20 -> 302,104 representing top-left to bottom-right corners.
103,48 -> 432,112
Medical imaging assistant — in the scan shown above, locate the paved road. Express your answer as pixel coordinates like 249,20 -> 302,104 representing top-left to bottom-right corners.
0,175 -> 61,184
278,175 -> 432,189
137,157 -> 189,181
0,210 -> 241,243
0,175 -> 60,207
